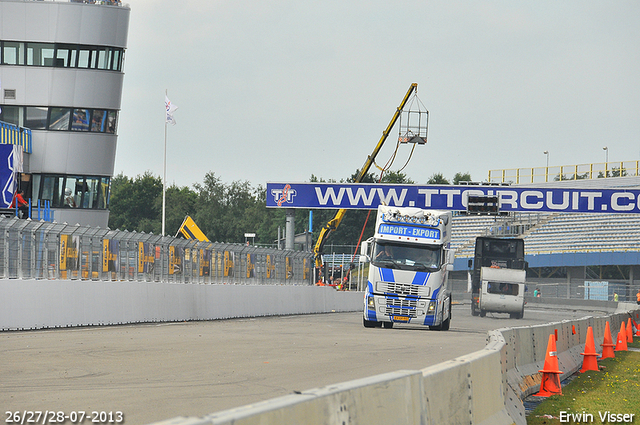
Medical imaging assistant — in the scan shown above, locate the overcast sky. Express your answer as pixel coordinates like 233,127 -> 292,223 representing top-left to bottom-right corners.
115,1 -> 640,189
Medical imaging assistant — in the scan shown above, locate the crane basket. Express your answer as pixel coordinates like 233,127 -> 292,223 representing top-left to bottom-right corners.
398,92 -> 429,144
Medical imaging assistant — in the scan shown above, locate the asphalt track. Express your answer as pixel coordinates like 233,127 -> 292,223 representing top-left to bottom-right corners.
1,304 -> 610,425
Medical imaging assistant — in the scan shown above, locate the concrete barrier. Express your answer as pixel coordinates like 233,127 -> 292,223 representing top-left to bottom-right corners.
0,279 -> 363,331
149,305 -> 640,425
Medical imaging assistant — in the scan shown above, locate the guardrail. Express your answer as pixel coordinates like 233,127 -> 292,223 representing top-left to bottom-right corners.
148,304 -> 640,425
488,160 -> 640,184
0,216 -> 313,285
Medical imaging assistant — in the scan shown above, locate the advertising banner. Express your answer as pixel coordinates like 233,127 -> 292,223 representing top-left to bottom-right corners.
246,253 -> 255,278
286,257 -> 293,280
0,144 -> 22,208
102,239 -> 118,273
138,242 -> 154,274
200,249 -> 210,277
266,254 -> 275,279
59,234 -> 79,273
303,258 -> 310,280
224,251 -> 234,277
169,246 -> 183,275
266,182 -> 640,214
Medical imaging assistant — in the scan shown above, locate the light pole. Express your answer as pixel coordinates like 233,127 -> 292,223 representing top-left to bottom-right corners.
543,151 -> 549,182
603,146 -> 608,178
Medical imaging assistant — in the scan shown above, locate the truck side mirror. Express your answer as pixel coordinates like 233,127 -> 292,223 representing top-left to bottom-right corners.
360,240 -> 368,256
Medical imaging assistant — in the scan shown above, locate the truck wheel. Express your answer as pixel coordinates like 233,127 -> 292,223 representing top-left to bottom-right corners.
363,317 -> 377,328
383,322 -> 394,329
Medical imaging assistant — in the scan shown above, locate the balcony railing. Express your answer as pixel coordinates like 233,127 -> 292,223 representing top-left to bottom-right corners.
0,121 -> 32,154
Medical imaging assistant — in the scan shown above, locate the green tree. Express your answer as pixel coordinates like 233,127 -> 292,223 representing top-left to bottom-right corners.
193,172 -> 228,242
162,184 -> 198,236
427,172 -> 450,185
381,170 -> 414,184
453,172 -> 472,185
108,171 -> 162,232
348,169 -> 377,183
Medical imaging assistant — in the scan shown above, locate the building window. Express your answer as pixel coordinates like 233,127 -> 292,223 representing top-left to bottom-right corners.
0,105 -> 22,126
2,41 -> 25,65
32,174 -> 110,210
26,43 -> 55,66
25,107 -> 48,130
71,108 -> 90,131
91,110 -> 107,132
55,44 -> 75,68
1,105 -> 118,133
3,42 -> 124,70
106,111 -> 117,133
112,49 -> 122,71
1,41 -> 124,71
49,108 -> 71,131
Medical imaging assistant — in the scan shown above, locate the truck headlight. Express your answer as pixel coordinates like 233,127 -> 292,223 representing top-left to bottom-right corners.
367,296 -> 375,310
427,301 -> 436,313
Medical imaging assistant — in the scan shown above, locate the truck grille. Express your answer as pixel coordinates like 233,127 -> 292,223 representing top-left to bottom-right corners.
377,281 -> 430,297
385,298 -> 418,318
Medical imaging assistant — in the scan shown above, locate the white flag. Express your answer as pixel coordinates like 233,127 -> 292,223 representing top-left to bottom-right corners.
165,95 -> 178,125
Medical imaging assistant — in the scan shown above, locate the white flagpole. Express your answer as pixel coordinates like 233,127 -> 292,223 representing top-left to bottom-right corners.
162,89 -> 167,236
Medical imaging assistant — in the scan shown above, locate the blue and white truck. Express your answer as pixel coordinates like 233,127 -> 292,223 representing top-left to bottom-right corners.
361,206 -> 453,330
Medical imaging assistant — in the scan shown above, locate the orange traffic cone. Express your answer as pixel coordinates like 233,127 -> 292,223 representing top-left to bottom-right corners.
634,320 -> 640,337
626,318 -> 633,343
601,321 -> 615,359
535,334 -> 563,397
572,325 -> 576,335
580,326 -> 598,373
615,321 -> 628,352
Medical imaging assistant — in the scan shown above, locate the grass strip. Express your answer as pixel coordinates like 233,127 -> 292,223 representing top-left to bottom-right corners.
527,340 -> 640,424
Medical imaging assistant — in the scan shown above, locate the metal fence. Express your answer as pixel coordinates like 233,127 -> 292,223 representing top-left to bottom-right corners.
0,216 -> 314,285
448,277 -> 640,303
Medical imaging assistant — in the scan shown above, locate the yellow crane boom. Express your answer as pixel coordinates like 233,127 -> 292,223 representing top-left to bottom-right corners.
313,83 -> 418,269
176,215 -> 210,242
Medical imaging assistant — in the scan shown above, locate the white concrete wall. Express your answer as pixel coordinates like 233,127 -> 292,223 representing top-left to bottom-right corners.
0,279 -> 363,331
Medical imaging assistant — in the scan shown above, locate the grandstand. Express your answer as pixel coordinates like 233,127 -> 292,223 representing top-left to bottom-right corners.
450,175 -> 640,301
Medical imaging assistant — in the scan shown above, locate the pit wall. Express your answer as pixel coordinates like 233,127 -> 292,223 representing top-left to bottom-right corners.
0,279 -> 363,331
151,305 -> 640,425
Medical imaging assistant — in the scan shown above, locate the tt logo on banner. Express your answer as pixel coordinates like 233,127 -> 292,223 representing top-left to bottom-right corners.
271,184 -> 297,206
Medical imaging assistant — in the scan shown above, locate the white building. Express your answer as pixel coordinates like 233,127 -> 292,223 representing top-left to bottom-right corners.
0,0 -> 130,227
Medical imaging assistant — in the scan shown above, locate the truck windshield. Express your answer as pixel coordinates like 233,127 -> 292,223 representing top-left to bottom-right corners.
372,241 -> 441,272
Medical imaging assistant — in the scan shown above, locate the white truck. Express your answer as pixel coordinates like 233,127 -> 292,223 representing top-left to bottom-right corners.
361,206 -> 453,330
477,266 -> 526,319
